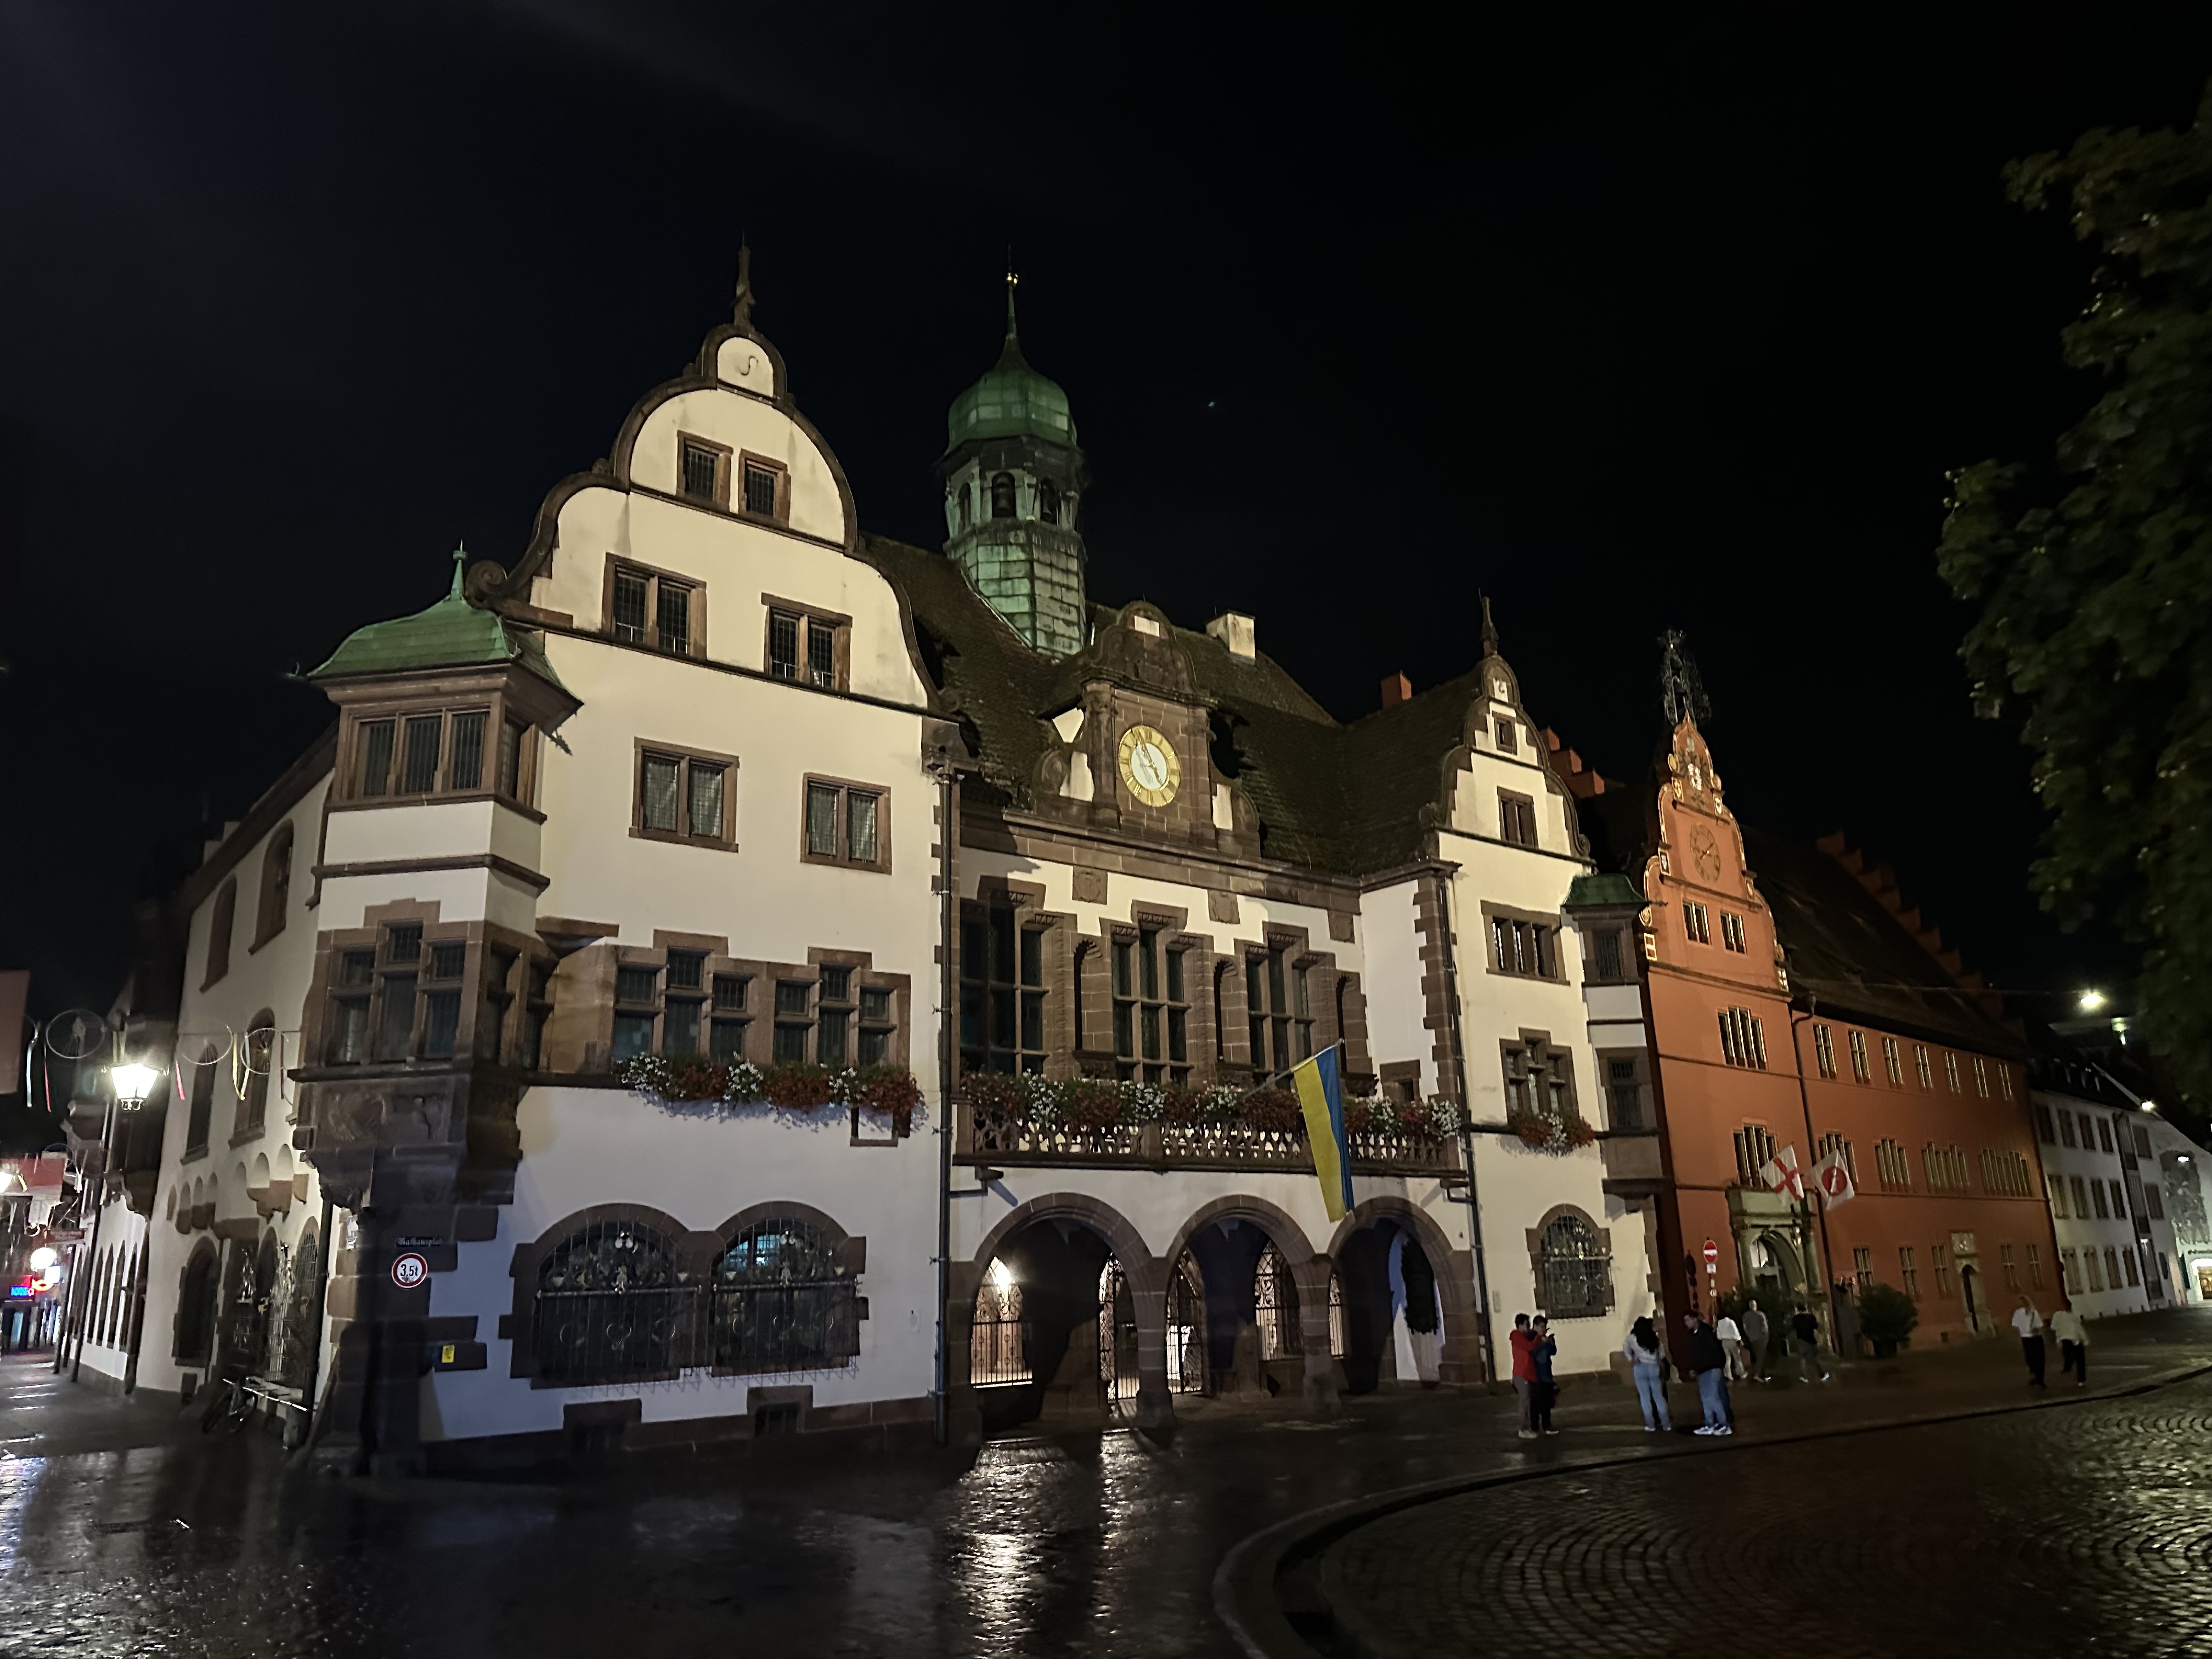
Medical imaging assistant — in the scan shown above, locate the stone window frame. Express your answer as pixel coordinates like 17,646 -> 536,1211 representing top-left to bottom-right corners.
675,429 -> 733,509
301,901 -> 554,1075
602,552 -> 708,659
1500,1028 -> 1582,1127
250,821 -> 294,952
736,450 -> 792,524
1525,1203 -> 1615,1321
631,737 -> 741,852
502,1199 -> 866,1387
1579,919 -> 1637,985
1113,908 -> 1198,1085
1481,901 -> 1566,983
203,877 -> 237,990
800,774 -> 891,873
1596,1047 -> 1651,1132
761,592 -> 851,692
1497,788 -> 1539,848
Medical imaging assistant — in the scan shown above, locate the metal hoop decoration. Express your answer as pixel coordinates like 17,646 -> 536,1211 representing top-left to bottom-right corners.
43,1011 -> 110,1062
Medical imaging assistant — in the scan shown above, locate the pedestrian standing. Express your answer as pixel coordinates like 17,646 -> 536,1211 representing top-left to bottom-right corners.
1531,1316 -> 1559,1436
1789,1305 -> 1829,1383
1740,1299 -> 1769,1380
1684,1311 -> 1733,1436
1623,1315 -> 1672,1432
2011,1295 -> 2047,1387
1716,1310 -> 1745,1380
2050,1302 -> 2088,1386
1509,1313 -> 1538,1440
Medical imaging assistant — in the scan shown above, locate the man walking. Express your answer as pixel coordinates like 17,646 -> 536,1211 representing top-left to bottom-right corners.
1716,1308 -> 1746,1380
2011,1295 -> 2046,1386
1789,1305 -> 1829,1383
1684,1311 -> 1732,1436
2051,1301 -> 2088,1386
1509,1313 -> 1539,1440
1740,1299 -> 1769,1380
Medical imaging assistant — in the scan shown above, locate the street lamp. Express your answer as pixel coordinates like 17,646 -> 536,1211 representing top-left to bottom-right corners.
2077,989 -> 2107,1013
109,1063 -> 158,1110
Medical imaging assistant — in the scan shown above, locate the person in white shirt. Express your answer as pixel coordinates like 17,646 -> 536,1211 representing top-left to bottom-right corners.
1716,1312 -> 1745,1380
2050,1302 -> 2089,1386
2011,1296 -> 2046,1388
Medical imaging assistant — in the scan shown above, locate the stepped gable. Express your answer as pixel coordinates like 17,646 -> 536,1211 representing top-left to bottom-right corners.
1742,826 -> 2025,1057
864,533 -> 1521,875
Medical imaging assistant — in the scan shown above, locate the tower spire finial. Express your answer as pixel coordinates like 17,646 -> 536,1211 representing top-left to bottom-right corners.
1480,593 -> 1500,659
1004,250 -> 1019,342
448,543 -> 468,597
1658,629 -> 1712,727
732,238 -> 755,327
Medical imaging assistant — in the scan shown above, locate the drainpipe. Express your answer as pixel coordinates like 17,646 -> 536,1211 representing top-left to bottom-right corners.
1432,867 -> 1496,1385
1787,994 -> 1841,1352
932,765 -> 957,1446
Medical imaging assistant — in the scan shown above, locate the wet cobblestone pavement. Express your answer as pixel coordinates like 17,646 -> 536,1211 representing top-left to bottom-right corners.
1323,1373 -> 2212,1659
0,1311 -> 2205,1658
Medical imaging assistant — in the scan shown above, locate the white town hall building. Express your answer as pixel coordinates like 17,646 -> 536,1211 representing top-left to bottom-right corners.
97,264 -> 1652,1470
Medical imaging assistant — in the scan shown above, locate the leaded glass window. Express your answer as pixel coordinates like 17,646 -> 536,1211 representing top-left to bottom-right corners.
534,1222 -> 690,1383
712,1218 -> 859,1372
1537,1214 -> 1611,1319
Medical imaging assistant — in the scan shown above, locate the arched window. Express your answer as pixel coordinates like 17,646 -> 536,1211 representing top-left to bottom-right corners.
1254,1242 -> 1302,1360
1166,1252 -> 1205,1393
238,1012 -> 275,1136
254,822 -> 294,947
990,472 -> 1017,518
204,879 -> 237,988
1536,1212 -> 1612,1319
1038,478 -> 1059,525
971,1256 -> 1028,1386
184,1042 -> 217,1154
174,1243 -> 218,1364
282,1221 -> 321,1387
534,1220 -> 688,1384
712,1217 -> 858,1373
956,481 -> 971,531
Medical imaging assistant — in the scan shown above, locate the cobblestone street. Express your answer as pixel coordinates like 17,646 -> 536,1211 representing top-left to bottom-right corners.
1319,1373 -> 2212,1658
0,1312 -> 2205,1657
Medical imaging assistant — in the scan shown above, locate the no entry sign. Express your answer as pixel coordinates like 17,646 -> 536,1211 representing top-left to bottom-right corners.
1702,1238 -> 1719,1273
391,1251 -> 430,1290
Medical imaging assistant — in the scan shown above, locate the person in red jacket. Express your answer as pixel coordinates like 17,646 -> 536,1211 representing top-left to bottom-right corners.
1509,1313 -> 1539,1440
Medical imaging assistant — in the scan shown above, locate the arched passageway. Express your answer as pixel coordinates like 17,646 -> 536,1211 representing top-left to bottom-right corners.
972,1216 -> 1135,1434
1335,1217 -> 1444,1393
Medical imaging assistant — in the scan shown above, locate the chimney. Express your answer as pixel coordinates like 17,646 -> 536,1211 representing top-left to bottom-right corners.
1380,672 -> 1412,709
1206,612 -> 1256,662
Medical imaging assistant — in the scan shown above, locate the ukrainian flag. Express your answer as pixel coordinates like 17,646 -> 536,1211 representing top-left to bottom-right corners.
1292,1046 -> 1354,1222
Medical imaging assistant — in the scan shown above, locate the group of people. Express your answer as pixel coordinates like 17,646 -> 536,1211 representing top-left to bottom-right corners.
1510,1299 -> 1832,1441
2011,1295 -> 2090,1387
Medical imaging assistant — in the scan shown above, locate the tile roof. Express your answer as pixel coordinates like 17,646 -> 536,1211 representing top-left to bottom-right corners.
863,535 -> 1500,876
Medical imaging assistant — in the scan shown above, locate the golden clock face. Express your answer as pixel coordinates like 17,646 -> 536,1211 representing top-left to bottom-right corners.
1116,724 -> 1180,808
1690,824 -> 1721,882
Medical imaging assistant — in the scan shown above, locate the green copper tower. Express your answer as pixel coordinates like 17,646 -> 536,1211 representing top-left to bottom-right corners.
936,276 -> 1090,658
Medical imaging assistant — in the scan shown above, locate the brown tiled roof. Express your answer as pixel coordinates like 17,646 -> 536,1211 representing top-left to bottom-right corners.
862,535 -> 1496,876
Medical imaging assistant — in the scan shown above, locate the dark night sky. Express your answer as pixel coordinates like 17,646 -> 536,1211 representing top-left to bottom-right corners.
4,3 -> 2207,1056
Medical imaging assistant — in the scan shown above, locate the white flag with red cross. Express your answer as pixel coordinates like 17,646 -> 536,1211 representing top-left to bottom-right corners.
1759,1144 -> 1806,1200
1812,1148 -> 1857,1209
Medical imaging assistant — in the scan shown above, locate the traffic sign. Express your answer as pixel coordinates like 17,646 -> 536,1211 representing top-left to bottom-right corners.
1702,1238 -> 1719,1274
391,1251 -> 430,1290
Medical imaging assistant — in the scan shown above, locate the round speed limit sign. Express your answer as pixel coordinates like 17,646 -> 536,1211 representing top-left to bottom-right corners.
391,1251 -> 430,1290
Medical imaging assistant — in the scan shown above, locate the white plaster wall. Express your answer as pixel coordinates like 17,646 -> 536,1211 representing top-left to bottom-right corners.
1465,1135 -> 1636,1376
630,388 -> 844,545
141,780 -> 334,1398
424,1086 -> 941,1441
2035,1091 -> 2154,1319
533,637 -> 939,971
315,867 -> 540,935
1359,880 -> 1427,1089
70,1202 -> 148,1384
715,336 -> 776,398
323,798 -> 541,872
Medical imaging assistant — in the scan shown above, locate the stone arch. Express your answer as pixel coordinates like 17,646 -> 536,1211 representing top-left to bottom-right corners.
1329,1195 -> 1483,1386
1161,1193 -> 1338,1407
962,1192 -> 1169,1433
704,1199 -> 860,1279
173,1237 -> 219,1365
505,1203 -> 698,1384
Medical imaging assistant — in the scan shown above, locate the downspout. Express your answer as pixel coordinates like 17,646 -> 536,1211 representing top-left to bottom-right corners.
1787,989 -> 1841,1350
932,765 -> 957,1446
1432,867 -> 1496,1385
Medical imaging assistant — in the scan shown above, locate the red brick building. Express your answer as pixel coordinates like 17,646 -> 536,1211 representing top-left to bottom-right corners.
1583,716 -> 2058,1352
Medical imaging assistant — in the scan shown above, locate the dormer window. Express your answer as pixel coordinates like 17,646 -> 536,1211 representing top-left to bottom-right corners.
990,472 -> 1017,518
1039,478 -> 1059,525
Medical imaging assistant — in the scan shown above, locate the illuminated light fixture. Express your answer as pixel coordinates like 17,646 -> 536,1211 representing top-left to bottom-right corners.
2141,1099 -> 2158,1113
2077,989 -> 2107,1013
27,1248 -> 57,1273
109,1062 -> 159,1110
989,1258 -> 1016,1290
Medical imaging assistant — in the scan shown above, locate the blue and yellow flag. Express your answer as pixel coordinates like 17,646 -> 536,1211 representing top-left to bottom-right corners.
1292,1046 -> 1354,1222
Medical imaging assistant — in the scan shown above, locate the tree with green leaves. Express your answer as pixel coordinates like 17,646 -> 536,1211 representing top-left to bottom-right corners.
1938,84 -> 2212,1111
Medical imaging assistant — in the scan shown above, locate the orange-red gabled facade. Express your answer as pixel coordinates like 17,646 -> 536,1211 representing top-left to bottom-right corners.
1634,717 -> 2057,1352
